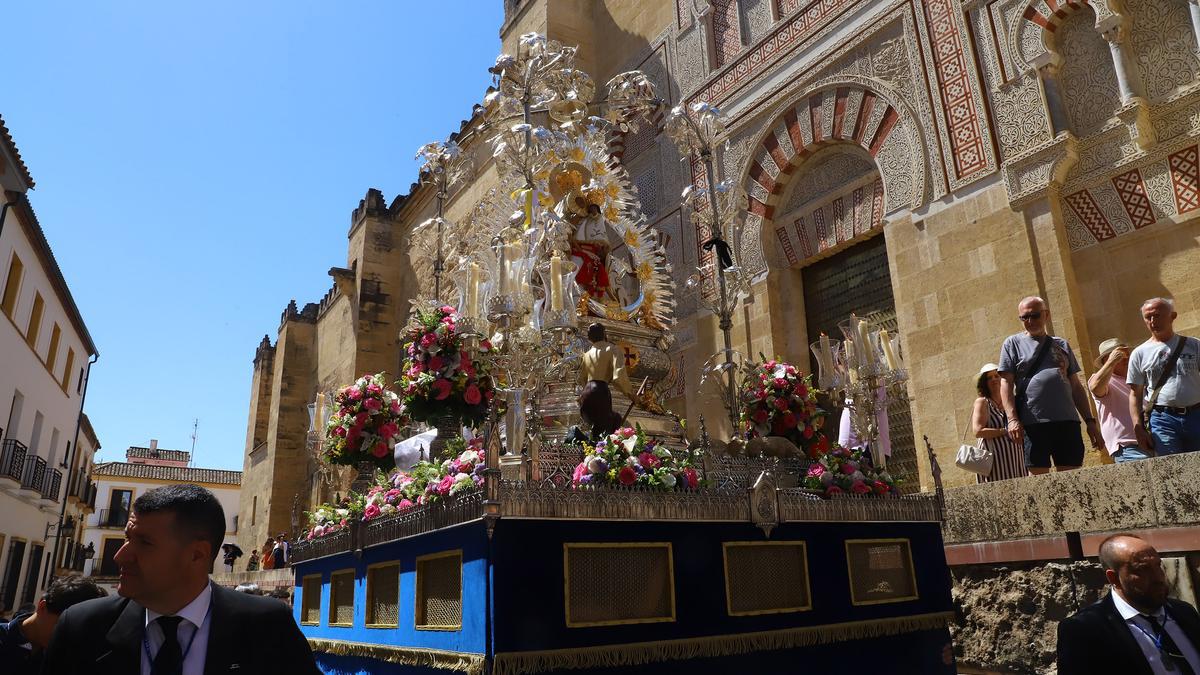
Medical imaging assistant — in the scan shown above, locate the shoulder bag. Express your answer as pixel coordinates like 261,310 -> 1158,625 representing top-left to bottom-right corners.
955,404 -> 995,476
1015,334 -> 1055,419
1142,335 -> 1189,429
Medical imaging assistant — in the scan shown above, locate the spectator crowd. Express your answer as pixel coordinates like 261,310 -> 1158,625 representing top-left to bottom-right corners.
964,296 -> 1199,482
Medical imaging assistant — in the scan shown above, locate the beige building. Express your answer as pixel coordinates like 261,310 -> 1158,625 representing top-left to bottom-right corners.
83,441 -> 241,591
0,114 -> 99,612
239,0 -> 1200,539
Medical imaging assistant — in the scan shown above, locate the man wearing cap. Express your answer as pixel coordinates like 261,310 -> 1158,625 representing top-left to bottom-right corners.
1128,297 -> 1200,455
1089,338 -> 1145,463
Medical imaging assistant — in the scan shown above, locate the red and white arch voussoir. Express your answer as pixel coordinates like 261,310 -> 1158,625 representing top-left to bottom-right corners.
745,87 -> 900,221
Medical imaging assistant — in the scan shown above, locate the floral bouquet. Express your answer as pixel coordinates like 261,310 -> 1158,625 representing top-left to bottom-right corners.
571,426 -> 702,490
802,444 -> 900,498
399,305 -> 494,427
304,494 -> 365,540
362,437 -> 486,522
323,373 -> 408,471
739,358 -> 828,458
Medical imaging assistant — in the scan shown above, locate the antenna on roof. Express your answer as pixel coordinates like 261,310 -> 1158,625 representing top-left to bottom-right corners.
190,418 -> 199,467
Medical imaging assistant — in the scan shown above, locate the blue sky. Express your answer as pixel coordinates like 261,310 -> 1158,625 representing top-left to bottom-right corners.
4,2 -> 504,469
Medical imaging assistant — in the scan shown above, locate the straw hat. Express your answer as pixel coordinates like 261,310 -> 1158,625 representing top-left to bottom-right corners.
1094,338 -> 1126,368
978,363 -> 1000,375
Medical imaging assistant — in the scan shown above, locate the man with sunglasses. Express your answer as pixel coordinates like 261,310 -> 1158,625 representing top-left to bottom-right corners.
1127,297 -> 1200,455
998,296 -> 1102,474
1058,534 -> 1200,674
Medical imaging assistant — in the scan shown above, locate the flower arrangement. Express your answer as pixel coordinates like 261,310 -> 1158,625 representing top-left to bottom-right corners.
323,373 -> 408,471
571,426 -> 702,490
399,305 -> 494,427
306,437 -> 488,539
802,444 -> 900,498
739,358 -> 828,458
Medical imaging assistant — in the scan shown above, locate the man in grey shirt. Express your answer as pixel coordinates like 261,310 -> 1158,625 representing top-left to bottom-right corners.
1127,297 -> 1200,455
998,296 -> 1103,474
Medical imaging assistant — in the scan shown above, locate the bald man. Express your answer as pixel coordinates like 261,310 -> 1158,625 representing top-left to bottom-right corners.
1058,534 -> 1200,674
1128,297 -> 1200,456
998,296 -> 1102,474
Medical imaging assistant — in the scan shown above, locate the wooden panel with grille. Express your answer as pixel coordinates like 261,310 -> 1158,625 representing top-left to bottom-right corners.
415,550 -> 462,630
722,542 -> 811,616
801,233 -> 918,490
328,569 -> 355,626
300,575 -> 321,625
366,562 -> 400,627
846,538 -> 918,606
564,543 -> 675,627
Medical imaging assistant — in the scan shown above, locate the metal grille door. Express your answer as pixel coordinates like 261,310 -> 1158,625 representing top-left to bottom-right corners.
801,234 -> 918,490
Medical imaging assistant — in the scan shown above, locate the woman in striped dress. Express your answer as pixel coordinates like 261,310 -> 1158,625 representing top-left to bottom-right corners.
972,363 -> 1026,482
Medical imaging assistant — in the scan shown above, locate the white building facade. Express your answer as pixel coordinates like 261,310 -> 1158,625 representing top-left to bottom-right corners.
81,442 -> 241,593
0,115 -> 98,614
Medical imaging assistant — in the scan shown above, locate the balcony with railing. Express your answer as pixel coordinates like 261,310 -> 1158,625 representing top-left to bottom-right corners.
0,438 -> 27,488
41,468 -> 62,504
96,508 -> 128,528
19,454 -> 47,496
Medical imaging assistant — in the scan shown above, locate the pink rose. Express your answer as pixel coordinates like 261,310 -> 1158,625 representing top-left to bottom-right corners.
774,378 -> 788,389
420,333 -> 437,349
765,360 -> 777,369
364,397 -> 382,411
348,387 -> 363,401
826,485 -> 844,496
355,412 -> 369,425
440,305 -> 456,315
389,400 -> 402,415
432,379 -> 452,400
435,474 -> 455,495
851,480 -> 871,495
334,426 -> 347,437
572,462 -> 587,487
638,452 -> 660,469
364,504 -> 381,520
367,383 -> 382,395
464,384 -> 482,405
398,499 -> 414,510
841,462 -> 857,475
806,463 -> 825,477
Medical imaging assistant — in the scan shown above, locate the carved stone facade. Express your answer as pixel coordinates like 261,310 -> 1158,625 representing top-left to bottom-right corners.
240,0 -> 1200,555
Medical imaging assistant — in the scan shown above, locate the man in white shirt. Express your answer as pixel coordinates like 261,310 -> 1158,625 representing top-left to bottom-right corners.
42,484 -> 318,675
1127,297 -> 1200,455
1058,534 -> 1200,674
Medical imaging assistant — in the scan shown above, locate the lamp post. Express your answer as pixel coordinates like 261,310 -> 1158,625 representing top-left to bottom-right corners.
665,102 -> 745,437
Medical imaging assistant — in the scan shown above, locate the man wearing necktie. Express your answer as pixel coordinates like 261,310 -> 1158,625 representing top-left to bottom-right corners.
41,484 -> 320,675
1058,534 -> 1200,674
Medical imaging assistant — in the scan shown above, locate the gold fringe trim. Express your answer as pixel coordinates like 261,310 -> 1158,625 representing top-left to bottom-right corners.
492,611 -> 954,675
308,638 -> 486,675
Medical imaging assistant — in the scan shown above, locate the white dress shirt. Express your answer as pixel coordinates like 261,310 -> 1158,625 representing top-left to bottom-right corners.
141,583 -> 213,675
1111,589 -> 1200,674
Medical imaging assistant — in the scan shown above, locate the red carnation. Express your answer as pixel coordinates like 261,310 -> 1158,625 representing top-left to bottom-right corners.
371,442 -> 389,458
432,379 -> 452,400
618,466 -> 637,486
464,384 -> 482,405
794,383 -> 808,398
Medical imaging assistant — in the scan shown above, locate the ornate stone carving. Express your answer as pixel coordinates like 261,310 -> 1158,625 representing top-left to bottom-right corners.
1003,134 -> 1079,206
1089,182 -> 1135,233
743,0 -> 776,44
993,77 -> 1053,159
1128,0 -> 1200,102
1058,6 -> 1123,137
781,150 -> 877,213
674,25 -> 709,94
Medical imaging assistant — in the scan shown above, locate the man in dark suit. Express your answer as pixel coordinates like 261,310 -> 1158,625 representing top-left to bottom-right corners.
1058,533 -> 1200,674
41,484 -> 320,675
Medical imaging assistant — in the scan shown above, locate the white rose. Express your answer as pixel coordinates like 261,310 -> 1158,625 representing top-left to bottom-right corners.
335,508 -> 350,518
455,472 -> 472,482
459,450 -> 477,463
661,473 -> 677,488
850,471 -> 865,482
586,457 -> 605,474
626,456 -> 640,467
381,504 -> 398,514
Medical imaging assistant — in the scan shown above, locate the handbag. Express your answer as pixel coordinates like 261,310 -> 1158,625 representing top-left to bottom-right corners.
955,406 -> 994,476
1142,335 -> 1189,431
1014,334 -> 1055,420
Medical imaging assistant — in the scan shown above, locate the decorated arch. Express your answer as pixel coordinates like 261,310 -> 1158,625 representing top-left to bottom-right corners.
739,79 -> 931,270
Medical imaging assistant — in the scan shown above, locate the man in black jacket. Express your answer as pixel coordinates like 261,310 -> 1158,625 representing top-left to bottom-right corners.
1058,533 -> 1200,674
41,484 -> 320,675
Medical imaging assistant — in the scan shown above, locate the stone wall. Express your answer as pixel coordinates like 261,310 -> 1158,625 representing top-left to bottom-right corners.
943,452 -> 1200,544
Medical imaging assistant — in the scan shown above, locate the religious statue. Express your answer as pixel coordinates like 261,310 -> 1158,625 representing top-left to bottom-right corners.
572,323 -> 632,440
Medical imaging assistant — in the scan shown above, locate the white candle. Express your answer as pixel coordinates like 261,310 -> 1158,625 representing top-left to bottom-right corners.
467,263 -> 481,318
880,329 -> 899,370
315,392 -> 325,431
845,340 -> 858,384
549,254 -> 564,311
856,319 -> 872,368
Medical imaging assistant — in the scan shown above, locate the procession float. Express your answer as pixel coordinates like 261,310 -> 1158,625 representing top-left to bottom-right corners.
289,33 -> 956,675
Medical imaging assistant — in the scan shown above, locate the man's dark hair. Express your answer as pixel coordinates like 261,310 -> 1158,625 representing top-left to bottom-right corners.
587,323 -> 606,343
1098,532 -> 1143,571
43,574 -> 106,614
133,484 -> 226,561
